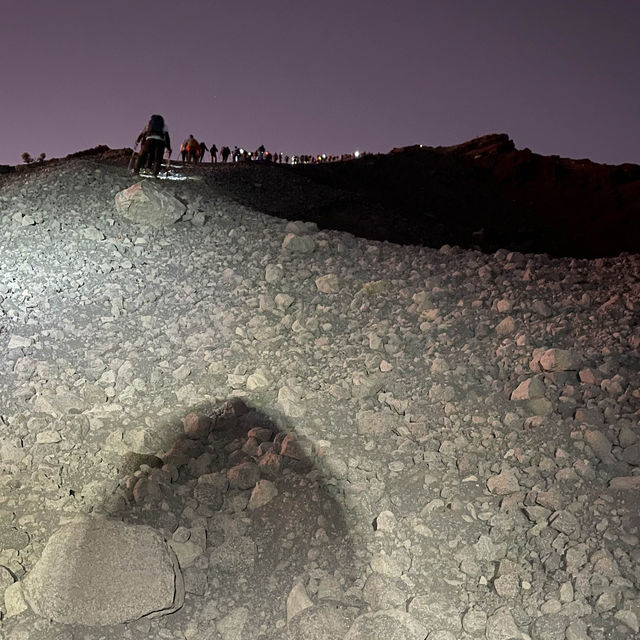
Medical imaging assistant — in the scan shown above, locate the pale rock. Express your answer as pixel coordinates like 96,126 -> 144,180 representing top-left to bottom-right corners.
351,372 -> 386,399
565,621 -> 590,640
527,397 -> 553,416
531,614 -> 568,639
282,233 -> 315,253
173,364 -> 191,380
549,510 -> 580,536
408,595 -> 462,634
584,429 -> 614,463
487,470 -> 520,495
362,573 -> 407,609
375,510 -> 397,533
22,520 -> 182,626
495,316 -> 516,336
288,603 -> 356,640
265,263 -> 283,283
359,280 -> 390,295
594,589 -> 617,612
227,461 -> 260,490
614,609 -> 639,633
356,410 -> 402,436
248,479 -> 278,509
315,274 -> 340,293
344,609 -> 428,640
275,292 -> 295,310
287,581 -> 313,622
217,606 -> 249,640
531,299 -> 552,317
0,439 -> 26,464
246,369 -> 271,391
280,433 -> 312,460
258,293 -> 276,310
169,539 -> 202,569
284,220 -> 317,234
8,335 -> 33,350
578,368 -> 597,384
462,608 -> 487,635
619,425 -> 638,447
277,384 -> 306,417
510,376 -> 545,400
4,582 -> 28,617
370,549 -> 410,577
183,413 -> 212,440
494,573 -> 519,598
609,476 -> 640,490
35,430 -> 62,444
115,181 -> 186,227
485,606 -> 523,640
0,564 -> 15,595
621,442 -> 640,466
539,348 -> 579,371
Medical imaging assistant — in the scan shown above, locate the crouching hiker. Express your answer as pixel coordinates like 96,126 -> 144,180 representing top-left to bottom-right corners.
134,114 -> 172,178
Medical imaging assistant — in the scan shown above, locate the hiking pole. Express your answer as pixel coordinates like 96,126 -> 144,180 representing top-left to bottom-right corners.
164,150 -> 171,177
128,144 -> 138,172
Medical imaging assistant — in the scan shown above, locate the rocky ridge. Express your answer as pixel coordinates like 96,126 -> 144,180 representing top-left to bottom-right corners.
0,158 -> 638,639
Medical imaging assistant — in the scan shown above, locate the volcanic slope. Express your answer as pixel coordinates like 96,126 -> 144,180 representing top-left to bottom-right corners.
0,157 -> 639,640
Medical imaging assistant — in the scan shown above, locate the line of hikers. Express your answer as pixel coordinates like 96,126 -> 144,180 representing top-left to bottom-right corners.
133,113 -> 361,177
133,116 -> 287,176
178,137 -> 289,165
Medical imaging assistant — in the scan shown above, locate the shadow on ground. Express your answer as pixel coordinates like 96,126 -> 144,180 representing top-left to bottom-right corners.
8,399 -> 358,640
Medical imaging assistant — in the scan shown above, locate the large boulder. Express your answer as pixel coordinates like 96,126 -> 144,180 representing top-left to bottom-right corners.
344,610 -> 428,640
21,519 -> 183,626
115,180 -> 186,227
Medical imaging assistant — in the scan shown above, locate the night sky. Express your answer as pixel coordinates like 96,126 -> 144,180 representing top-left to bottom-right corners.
2,1 -> 638,166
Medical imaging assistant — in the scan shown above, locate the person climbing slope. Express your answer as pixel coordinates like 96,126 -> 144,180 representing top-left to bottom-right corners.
134,114 -> 171,178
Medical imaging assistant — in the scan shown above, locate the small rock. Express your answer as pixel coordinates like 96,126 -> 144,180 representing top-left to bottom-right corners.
495,316 -> 516,336
609,475 -> 640,490
487,470 -> 520,495
315,274 -> 340,293
183,413 -> 212,440
282,233 -> 315,253
510,376 -> 545,400
494,573 -> 519,598
248,479 -> 278,509
287,581 -> 313,622
584,429 -> 614,463
614,609 -> 639,633
35,430 -> 62,444
565,619 -> 590,640
485,606 -> 523,640
344,609 -> 428,640
4,582 -> 28,617
462,608 -> 487,635
8,335 -> 32,350
227,462 -> 260,490
216,606 -> 249,640
539,348 -> 579,371
374,510 -> 397,533
288,603 -> 356,640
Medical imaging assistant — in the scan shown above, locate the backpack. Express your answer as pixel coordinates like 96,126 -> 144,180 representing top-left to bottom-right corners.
148,114 -> 164,135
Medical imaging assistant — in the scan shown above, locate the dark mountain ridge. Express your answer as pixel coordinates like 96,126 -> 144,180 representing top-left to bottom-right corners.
3,133 -> 638,258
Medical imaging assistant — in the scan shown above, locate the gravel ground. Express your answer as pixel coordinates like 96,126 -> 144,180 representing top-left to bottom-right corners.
0,158 -> 638,640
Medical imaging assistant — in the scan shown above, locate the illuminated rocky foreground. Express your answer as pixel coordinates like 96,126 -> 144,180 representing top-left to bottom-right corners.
0,157 -> 638,639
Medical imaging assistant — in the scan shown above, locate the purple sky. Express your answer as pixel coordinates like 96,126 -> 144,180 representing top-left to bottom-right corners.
2,1 -> 639,166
